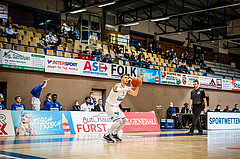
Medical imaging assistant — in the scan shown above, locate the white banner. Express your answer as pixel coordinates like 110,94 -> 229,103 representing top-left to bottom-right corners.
222,79 -> 232,90
71,112 -> 116,134
0,110 -> 15,136
80,60 -> 111,78
0,3 -> 8,19
0,49 -> 45,71
111,64 -> 137,79
45,55 -> 81,75
208,112 -> 240,130
199,76 -> 218,89
161,71 -> 182,85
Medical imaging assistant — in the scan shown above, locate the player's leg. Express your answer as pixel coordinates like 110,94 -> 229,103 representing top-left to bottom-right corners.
112,109 -> 127,142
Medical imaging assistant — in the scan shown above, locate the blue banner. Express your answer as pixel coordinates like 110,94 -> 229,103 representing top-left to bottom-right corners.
11,111 -> 75,136
137,68 -> 161,84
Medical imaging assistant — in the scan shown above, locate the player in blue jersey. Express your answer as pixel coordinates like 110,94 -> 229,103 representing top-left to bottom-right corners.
45,94 -> 62,111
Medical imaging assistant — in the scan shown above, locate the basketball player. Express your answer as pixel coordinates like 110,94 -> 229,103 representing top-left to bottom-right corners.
103,74 -> 140,143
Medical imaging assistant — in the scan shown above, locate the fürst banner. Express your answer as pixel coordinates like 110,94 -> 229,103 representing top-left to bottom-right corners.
71,112 -> 115,134
111,64 -> 137,79
122,112 -> 160,132
208,112 -> 240,130
0,49 -> 45,71
0,110 -> 15,136
80,60 -> 111,78
45,55 -> 81,75
137,68 -> 161,84
11,111 -> 75,136
161,71 -> 182,85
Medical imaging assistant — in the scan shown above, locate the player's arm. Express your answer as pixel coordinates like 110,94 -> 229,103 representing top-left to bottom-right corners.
42,79 -> 50,89
113,85 -> 131,93
127,84 -> 139,97
189,99 -> 193,110
203,98 -> 207,112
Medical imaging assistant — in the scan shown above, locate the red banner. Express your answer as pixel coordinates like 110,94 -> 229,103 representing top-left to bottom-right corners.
122,112 -> 160,132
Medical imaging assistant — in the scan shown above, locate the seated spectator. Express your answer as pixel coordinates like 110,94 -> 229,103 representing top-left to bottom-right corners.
0,27 -> 5,37
171,56 -> 179,65
45,32 -> 54,47
45,94 -> 62,111
52,33 -> 59,49
147,43 -> 154,54
117,49 -> 124,59
161,52 -> 165,59
214,104 -> 222,112
92,99 -> 105,112
179,53 -> 185,63
89,92 -> 96,107
181,103 -> 189,113
43,93 -> 52,108
124,49 -> 130,60
102,54 -> 112,63
156,44 -> 162,55
71,100 -> 81,111
0,92 -> 5,110
54,25 -> 62,36
39,37 -> 48,48
172,52 -> 177,59
200,54 -> 204,65
223,105 -> 230,112
136,42 -> 142,51
195,54 -> 200,65
5,24 -> 19,42
11,96 -> 26,110
92,48 -> 99,61
232,104 -> 239,112
80,97 -> 92,112
167,102 -> 177,119
142,58 -> 151,68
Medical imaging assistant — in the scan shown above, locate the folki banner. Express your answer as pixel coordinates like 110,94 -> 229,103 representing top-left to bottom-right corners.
137,68 -> 161,84
11,111 -> 75,136
122,112 -> 160,132
0,110 -> 15,136
111,64 -> 137,79
71,112 -> 115,134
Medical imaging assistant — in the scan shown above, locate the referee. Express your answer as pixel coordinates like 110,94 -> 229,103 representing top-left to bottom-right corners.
186,80 -> 207,135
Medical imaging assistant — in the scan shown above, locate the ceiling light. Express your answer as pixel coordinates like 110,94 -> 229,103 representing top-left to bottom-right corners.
123,22 -> 139,26
46,20 -> 52,23
98,1 -> 116,7
151,17 -> 169,22
70,9 -> 87,14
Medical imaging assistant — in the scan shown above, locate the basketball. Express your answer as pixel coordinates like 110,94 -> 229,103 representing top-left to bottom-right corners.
131,77 -> 142,87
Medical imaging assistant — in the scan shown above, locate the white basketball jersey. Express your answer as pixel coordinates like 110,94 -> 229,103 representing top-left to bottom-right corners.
106,83 -> 129,107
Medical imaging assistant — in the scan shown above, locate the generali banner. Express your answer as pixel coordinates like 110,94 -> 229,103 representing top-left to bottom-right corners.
122,112 -> 160,132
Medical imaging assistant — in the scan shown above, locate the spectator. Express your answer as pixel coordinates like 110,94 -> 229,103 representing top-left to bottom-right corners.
117,49 -> 124,59
0,92 -> 5,110
11,96 -> 27,110
171,56 -> 179,65
52,33 -> 59,49
147,43 -> 154,54
136,42 -> 142,51
167,102 -> 177,119
156,44 -> 162,55
200,54 -> 204,65
181,103 -> 191,128
223,105 -> 230,112
195,54 -> 200,65
92,99 -> 105,112
142,58 -> 151,68
62,28 -> 69,41
92,48 -> 99,61
43,93 -> 52,108
89,92 -> 96,107
181,103 -> 190,113
39,37 -> 48,48
71,100 -> 81,111
172,52 -> 177,59
45,32 -> 54,47
232,104 -> 239,112
5,24 -> 19,42
54,25 -> 62,36
102,54 -> 112,63
214,104 -> 222,112
161,52 -> 165,59
124,49 -> 130,60
80,97 -> 92,112
179,53 -> 185,63
0,27 -> 4,37
45,94 -> 62,111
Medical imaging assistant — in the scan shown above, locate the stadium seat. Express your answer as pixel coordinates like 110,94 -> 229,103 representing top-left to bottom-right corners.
30,42 -> 37,46
119,60 -> 124,65
21,40 -> 28,45
35,33 -> 42,38
23,36 -> 31,42
96,40 -> 101,44
17,29 -> 25,36
89,39 -> 95,44
27,31 -> 34,37
57,51 -> 64,57
10,39 -> 18,44
21,25 -> 28,31
6,44 -> 12,49
73,49 -> 79,53
74,44 -> 80,50
160,67 -> 165,71
37,48 -> 44,54
47,50 -> 54,55
32,37 -> 40,43
194,71 -> 198,75
97,44 -> 102,49
65,52 -> 72,58
148,53 -> 152,57
72,53 -> 78,58
29,27 -> 36,33
75,40 -> 80,45
170,68 -> 175,72
0,43 -> 3,48
158,55 -> 161,59
165,67 -> 170,72
17,45 -> 25,51
27,47 -> 35,53
57,46 -> 64,51
0,37 -> 7,42
67,43 -> 73,49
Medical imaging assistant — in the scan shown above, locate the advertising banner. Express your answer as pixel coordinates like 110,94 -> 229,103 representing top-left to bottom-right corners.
0,3 -> 8,19
208,112 -> 240,130
11,111 -> 75,136
111,64 -> 137,79
231,80 -> 240,91
122,112 -> 160,132
182,74 -> 199,87
45,55 -> 81,75
222,79 -> 232,90
80,60 -> 111,78
137,68 -> 161,84
0,110 -> 15,136
0,49 -> 45,71
161,71 -> 182,85
71,112 -> 114,134
199,76 -> 218,89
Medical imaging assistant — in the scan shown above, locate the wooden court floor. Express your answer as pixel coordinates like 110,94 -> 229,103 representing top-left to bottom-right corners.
0,130 -> 240,159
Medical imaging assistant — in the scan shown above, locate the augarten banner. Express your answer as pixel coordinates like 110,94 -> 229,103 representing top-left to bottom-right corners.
0,49 -> 45,71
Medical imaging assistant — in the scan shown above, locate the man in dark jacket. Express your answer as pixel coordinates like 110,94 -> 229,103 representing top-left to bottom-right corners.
92,99 -> 105,112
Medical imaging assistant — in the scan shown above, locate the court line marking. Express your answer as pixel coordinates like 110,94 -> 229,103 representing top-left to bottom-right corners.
0,150 -> 46,159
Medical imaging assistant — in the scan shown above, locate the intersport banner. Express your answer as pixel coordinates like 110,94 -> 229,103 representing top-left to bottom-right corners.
111,64 -> 137,79
0,49 -> 45,71
80,60 -> 111,78
0,110 -> 15,136
45,55 -> 81,75
122,112 -> 160,132
71,112 -> 115,134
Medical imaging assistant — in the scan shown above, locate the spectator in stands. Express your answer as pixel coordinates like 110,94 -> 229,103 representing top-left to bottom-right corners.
214,104 -> 222,112
117,49 -> 124,59
143,58 -> 152,68
156,44 -> 162,55
181,103 -> 190,114
68,26 -> 75,42
0,27 -> 4,37
5,24 -> 19,42
39,37 -> 48,48
147,43 -> 154,54
136,42 -> 142,51
54,25 -> 62,36
89,92 -> 96,107
0,92 -> 5,110
103,54 -> 112,63
167,102 -> 177,119
124,49 -> 130,60
179,53 -> 185,63
45,94 -> 62,111
171,56 -> 179,65
168,51 -> 173,61
178,62 -> 189,74
172,52 -> 177,59
161,52 -> 165,59
11,96 -> 27,110
165,50 -> 169,59
232,104 -> 239,112
43,93 -> 52,108
46,32 -> 54,47
92,99 -> 105,112
71,100 -> 81,111
195,54 -> 200,65
181,103 -> 191,128
52,33 -> 59,49
62,28 -> 69,41
92,48 -> 99,61
80,97 -> 92,112
223,105 -> 230,112
200,54 -> 204,65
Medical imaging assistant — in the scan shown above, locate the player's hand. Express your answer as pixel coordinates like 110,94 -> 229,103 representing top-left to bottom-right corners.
130,82 -> 135,89
204,108 -> 207,113
44,79 -> 50,83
